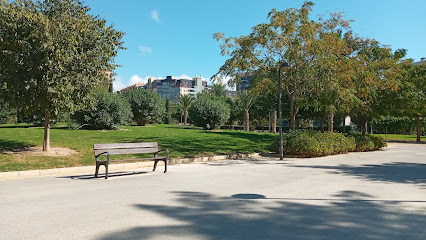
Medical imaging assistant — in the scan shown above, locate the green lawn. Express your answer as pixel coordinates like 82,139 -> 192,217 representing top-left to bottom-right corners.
374,134 -> 426,142
0,124 -> 276,172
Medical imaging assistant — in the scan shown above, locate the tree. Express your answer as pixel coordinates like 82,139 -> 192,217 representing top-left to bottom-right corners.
210,83 -> 227,98
188,94 -> 230,130
0,0 -> 124,151
238,90 -> 256,131
386,62 -> 426,142
214,2 -> 326,130
179,94 -> 194,125
350,40 -> 406,134
72,91 -> 133,130
123,89 -> 166,126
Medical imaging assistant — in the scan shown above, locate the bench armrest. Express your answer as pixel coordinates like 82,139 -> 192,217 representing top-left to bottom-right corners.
155,149 -> 169,159
95,151 -> 110,159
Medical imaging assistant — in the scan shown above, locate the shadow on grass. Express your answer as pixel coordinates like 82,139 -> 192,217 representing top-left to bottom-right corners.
386,140 -> 426,144
98,190 -> 426,240
290,162 -> 426,187
58,171 -> 148,180
0,140 -> 35,153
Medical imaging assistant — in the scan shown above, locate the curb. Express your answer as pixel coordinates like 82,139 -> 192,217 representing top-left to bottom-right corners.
0,153 -> 260,180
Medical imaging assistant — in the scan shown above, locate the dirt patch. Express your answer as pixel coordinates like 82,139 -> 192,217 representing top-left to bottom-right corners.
4,147 -> 78,156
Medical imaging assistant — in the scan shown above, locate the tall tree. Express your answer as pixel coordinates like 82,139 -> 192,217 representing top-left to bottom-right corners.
214,2 -> 330,130
179,94 -> 194,126
350,40 -> 406,134
0,0 -> 124,151
238,90 -> 256,131
386,61 -> 426,142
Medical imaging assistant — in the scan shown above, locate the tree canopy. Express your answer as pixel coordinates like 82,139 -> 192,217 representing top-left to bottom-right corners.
0,0 -> 124,150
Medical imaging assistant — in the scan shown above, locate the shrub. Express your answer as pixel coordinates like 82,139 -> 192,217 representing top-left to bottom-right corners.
72,91 -> 133,130
188,94 -> 230,130
272,130 -> 356,157
348,133 -> 387,152
123,89 -> 166,126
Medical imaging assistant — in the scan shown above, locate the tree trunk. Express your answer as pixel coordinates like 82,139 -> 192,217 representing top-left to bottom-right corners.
289,97 -> 295,131
268,111 -> 271,133
271,110 -> 277,133
328,110 -> 334,132
416,116 -> 421,143
244,110 -> 249,131
43,111 -> 51,152
320,111 -> 325,133
184,109 -> 188,126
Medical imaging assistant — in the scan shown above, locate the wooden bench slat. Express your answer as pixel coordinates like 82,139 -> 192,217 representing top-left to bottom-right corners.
94,142 -> 158,150
94,147 -> 159,156
106,157 -> 166,162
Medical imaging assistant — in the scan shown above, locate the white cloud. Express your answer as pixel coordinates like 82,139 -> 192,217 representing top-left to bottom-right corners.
112,75 -> 126,91
129,75 -> 162,85
151,9 -> 159,22
173,74 -> 192,80
138,45 -> 152,55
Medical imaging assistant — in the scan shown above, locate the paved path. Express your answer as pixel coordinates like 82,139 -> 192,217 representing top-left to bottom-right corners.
1,143 -> 425,240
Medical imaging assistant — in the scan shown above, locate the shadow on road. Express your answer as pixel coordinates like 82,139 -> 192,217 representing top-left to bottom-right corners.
290,162 -> 426,187
58,171 -> 148,180
98,190 -> 426,240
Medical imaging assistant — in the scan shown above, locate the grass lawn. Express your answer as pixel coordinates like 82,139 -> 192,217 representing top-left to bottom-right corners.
0,124 -> 276,172
374,134 -> 426,142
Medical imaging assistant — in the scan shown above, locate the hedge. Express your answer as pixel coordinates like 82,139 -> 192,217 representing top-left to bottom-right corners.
272,130 -> 386,157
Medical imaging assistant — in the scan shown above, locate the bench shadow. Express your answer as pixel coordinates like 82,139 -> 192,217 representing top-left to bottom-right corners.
58,171 -> 148,180
97,190 -> 426,240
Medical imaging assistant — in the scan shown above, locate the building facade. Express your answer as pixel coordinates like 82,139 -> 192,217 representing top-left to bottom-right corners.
236,75 -> 253,92
147,75 -> 207,102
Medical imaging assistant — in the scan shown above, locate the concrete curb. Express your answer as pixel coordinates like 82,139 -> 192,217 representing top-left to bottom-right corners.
0,153 -> 260,180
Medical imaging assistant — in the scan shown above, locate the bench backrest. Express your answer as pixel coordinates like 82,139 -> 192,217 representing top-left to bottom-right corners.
94,142 -> 159,157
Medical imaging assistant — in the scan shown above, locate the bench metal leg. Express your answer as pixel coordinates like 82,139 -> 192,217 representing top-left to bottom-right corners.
105,153 -> 110,179
163,159 -> 167,173
153,160 -> 159,172
95,160 -> 101,178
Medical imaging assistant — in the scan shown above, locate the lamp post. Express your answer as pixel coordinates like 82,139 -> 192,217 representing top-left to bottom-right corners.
278,62 -> 289,160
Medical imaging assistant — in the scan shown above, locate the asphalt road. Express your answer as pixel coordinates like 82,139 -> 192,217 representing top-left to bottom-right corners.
1,143 -> 425,240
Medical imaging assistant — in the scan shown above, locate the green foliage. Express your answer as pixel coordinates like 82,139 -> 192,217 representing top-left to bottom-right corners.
272,130 -> 388,157
189,94 -> 230,130
0,99 -> 16,124
123,89 -> 166,126
0,0 -> 124,149
347,133 -> 387,152
372,117 -> 426,135
179,94 -> 194,125
72,92 -> 132,130
272,130 -> 355,157
210,83 -> 227,98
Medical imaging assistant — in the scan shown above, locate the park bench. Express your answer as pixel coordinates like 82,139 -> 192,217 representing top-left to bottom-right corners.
93,142 -> 169,179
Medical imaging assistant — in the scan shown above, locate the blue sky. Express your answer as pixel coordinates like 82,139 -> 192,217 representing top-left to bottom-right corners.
86,0 -> 426,91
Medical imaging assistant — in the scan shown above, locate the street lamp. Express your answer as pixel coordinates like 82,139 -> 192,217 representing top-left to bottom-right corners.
278,62 -> 289,160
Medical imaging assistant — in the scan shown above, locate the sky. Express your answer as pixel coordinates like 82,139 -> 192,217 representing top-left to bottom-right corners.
85,0 -> 426,91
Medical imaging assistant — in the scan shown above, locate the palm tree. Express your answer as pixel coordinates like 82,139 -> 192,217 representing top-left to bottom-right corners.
179,94 -> 194,125
238,90 -> 256,131
210,83 -> 227,98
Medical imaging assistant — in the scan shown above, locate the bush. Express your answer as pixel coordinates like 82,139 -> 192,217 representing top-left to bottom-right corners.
72,91 -> 133,130
272,130 -> 356,157
123,89 -> 165,126
372,117 -> 426,135
188,94 -> 230,130
348,133 -> 387,152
